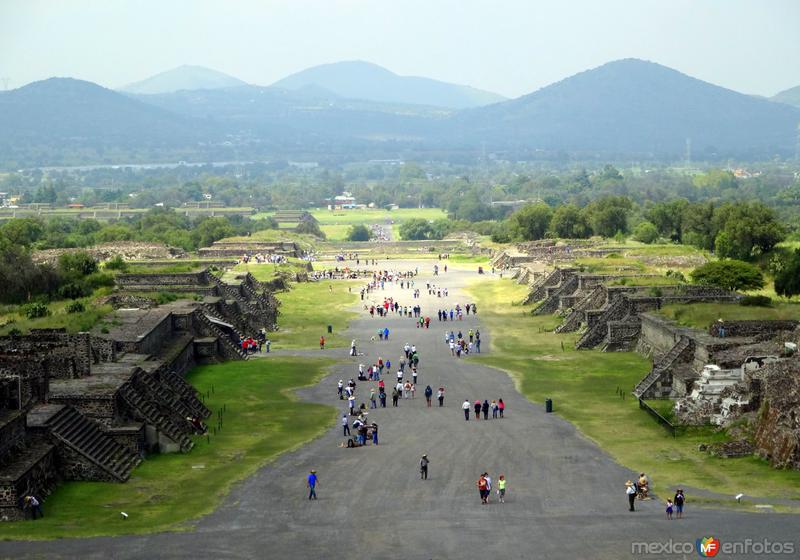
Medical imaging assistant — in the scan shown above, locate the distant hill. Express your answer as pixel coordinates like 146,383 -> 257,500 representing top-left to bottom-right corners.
121,65 -> 247,94
454,59 -> 800,158
272,61 -> 505,109
772,85 -> 800,108
0,78 -> 209,167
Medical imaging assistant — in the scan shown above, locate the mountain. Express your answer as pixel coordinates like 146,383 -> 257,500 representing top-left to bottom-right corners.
272,61 -> 505,109
0,78 -> 211,167
121,65 -> 247,94
772,85 -> 800,108
454,59 -> 800,158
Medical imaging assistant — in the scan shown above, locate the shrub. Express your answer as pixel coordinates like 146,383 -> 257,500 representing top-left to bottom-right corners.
58,282 -> 92,299
22,302 -> 50,319
104,255 -> 128,271
690,260 -> 765,292
66,300 -> 86,313
739,295 -> 772,307
649,287 -> 664,298
632,221 -> 659,244
346,224 -> 371,242
84,272 -> 115,289
155,291 -> 179,305
665,269 -> 686,282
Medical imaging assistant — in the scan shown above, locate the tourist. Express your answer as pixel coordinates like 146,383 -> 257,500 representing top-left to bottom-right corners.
462,399 -> 471,420
484,473 -> 492,502
420,454 -> 429,480
477,474 -> 488,504
337,379 -> 344,400
482,399 -> 490,420
383,327 -> 389,340
319,336 -> 325,350
497,475 -> 506,503
350,339 -> 357,356
666,498 -> 674,520
403,380 -> 412,399
348,395 -> 356,415
424,385 -> 433,407
474,400 -> 481,420
24,495 -> 43,519
626,480 -> 636,511
265,338 -> 271,353
369,388 -> 377,409
372,422 -> 379,445
392,387 -> 400,407
674,489 -> 685,519
638,473 -> 649,499
342,414 -> 350,436
412,369 -> 418,385
491,400 -> 498,419
397,369 -> 404,383
437,387 -> 445,407
308,470 -> 319,500
498,398 -> 505,418
379,389 -> 387,408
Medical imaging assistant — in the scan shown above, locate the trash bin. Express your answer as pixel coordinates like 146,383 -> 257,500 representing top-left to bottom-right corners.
327,325 -> 333,334
545,398 -> 553,413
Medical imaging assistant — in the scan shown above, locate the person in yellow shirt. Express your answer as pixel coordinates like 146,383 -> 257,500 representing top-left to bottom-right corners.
497,475 -> 507,503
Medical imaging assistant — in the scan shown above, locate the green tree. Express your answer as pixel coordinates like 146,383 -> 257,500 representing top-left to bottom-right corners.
645,199 -> 688,241
632,221 -> 659,244
682,201 -> 716,250
510,203 -> 552,241
693,169 -> 738,190
712,202 -> 785,260
346,224 -> 371,241
583,195 -> 632,237
774,250 -> 800,298
58,251 -> 98,279
549,204 -> 590,239
399,218 -> 433,240
690,260 -> 765,292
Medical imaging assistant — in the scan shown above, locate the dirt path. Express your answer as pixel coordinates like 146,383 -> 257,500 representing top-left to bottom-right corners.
2,260 -> 796,559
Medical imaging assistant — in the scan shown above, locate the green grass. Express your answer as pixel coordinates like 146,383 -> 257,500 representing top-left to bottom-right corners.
466,278 -> 800,499
124,262 -> 209,274
319,224 -> 352,241
0,358 -> 335,540
227,260 -> 310,283
659,302 -> 800,329
448,254 -> 490,264
607,276 -> 682,287
575,256 -> 647,273
0,300 -> 113,336
309,207 -> 446,226
270,280 -> 359,349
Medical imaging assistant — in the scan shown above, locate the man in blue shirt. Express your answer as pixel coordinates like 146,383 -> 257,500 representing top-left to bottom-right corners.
307,470 -> 318,500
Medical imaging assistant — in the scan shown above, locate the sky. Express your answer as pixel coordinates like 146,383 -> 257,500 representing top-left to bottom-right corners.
1,0 -> 799,98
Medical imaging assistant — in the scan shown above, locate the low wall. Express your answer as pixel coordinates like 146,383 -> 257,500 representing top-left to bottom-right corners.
116,271 -> 210,287
709,320 -> 799,339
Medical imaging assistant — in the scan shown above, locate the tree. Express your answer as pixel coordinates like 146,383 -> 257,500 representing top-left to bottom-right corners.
549,204 -> 590,239
632,221 -> 659,244
58,251 -> 98,279
346,224 -> 371,242
646,199 -> 688,241
583,195 -> 632,237
690,260 -> 765,292
774,250 -> 800,298
682,201 -> 716,250
510,203 -> 552,241
693,169 -> 738,191
399,218 -> 433,240
712,202 -> 785,260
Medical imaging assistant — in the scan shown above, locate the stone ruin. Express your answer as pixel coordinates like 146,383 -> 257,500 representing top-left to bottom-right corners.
0,269 -> 281,521
522,267 -> 737,351
197,240 -> 302,259
32,241 -> 187,266
491,240 -> 618,269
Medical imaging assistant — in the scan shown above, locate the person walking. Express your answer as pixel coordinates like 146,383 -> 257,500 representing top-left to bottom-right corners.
348,395 -> 356,415
437,387 -> 445,407
626,480 -> 636,511
498,398 -> 505,418
337,379 -> 344,400
420,455 -> 429,480
308,470 -> 319,500
424,385 -> 433,407
666,499 -> 674,520
482,400 -> 490,420
379,389 -> 387,408
497,475 -> 506,503
369,388 -> 377,409
484,473 -> 493,503
371,422 -> 379,445
319,336 -> 325,350
350,339 -> 357,356
342,414 -> 351,436
392,388 -> 400,407
674,489 -> 685,519
412,369 -> 418,386
491,400 -> 498,419
474,400 -> 482,420
477,474 -> 488,504
462,399 -> 470,421
410,383 -> 416,399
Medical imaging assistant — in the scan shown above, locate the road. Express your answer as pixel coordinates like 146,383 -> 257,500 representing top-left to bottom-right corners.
1,260 -> 796,559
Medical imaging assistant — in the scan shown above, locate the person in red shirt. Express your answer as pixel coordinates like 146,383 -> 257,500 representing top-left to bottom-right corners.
320,336 -> 325,350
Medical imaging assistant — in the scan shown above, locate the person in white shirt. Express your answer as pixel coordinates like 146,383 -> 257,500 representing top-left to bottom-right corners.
462,399 -> 471,421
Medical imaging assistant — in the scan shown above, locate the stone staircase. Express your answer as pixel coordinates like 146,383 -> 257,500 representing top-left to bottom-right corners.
47,406 -> 141,482
633,336 -> 693,398
533,274 -> 579,315
524,268 -> 562,305
555,286 -> 606,333
575,295 -> 628,349
196,312 -> 248,361
119,383 -> 194,452
162,369 -> 211,419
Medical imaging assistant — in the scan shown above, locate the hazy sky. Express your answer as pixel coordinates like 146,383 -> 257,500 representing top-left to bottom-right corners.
1,0 -> 799,98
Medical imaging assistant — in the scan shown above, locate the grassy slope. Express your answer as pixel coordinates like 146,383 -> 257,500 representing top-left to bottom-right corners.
1,358 -> 335,540
0,300 -> 113,336
466,278 -> 800,500
660,302 -> 800,329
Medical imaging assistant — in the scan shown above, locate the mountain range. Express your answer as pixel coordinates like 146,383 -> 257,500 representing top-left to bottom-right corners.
772,85 -> 800,108
121,65 -> 247,95
1,59 -> 799,167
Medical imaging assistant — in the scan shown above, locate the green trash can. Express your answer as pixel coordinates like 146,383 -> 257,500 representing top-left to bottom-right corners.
327,325 -> 333,334
545,398 -> 553,413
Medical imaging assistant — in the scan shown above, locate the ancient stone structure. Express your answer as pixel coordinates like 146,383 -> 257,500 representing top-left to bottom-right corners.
0,268 -> 281,521
198,240 -> 302,259
753,359 -> 800,469
32,242 -> 187,265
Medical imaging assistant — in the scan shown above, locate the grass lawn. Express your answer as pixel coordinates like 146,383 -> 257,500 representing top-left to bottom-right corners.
0,299 -> 113,336
0,358 -> 335,540
466,278 -> 800,500
270,280 -> 359,350
319,224 -> 352,241
659,302 -> 800,329
309,207 -> 446,226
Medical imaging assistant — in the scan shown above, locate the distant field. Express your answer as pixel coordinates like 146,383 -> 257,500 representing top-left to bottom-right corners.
309,207 -> 446,226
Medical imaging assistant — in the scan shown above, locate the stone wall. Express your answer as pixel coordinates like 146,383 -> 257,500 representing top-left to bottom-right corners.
0,331 -> 92,379
57,445 -> 117,482
0,444 -> 57,521
0,413 -> 27,464
754,360 -> 800,469
116,270 -> 211,288
104,425 -> 145,457
47,396 -> 117,427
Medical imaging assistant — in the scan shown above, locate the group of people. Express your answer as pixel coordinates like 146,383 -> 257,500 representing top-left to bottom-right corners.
446,329 -> 481,357
462,398 -> 505,420
625,474 -> 686,518
476,473 -> 506,504
239,252 -> 287,265
239,333 -> 269,353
